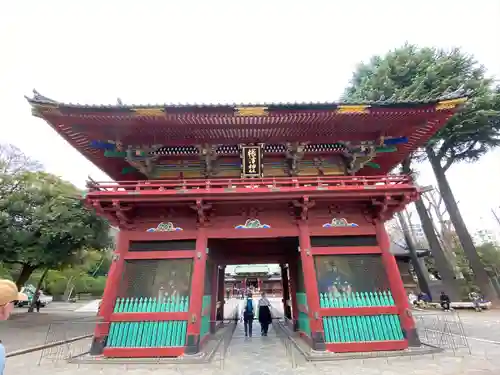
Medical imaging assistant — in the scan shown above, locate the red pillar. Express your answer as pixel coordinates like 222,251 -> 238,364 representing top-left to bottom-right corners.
280,264 -> 292,320
217,266 -> 225,320
298,221 -> 325,351
376,220 -> 420,346
91,230 -> 128,354
186,228 -> 208,354
289,259 -> 299,331
209,262 -> 218,333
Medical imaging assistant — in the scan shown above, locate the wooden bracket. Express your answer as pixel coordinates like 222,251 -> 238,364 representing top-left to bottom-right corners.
197,143 -> 218,177
292,195 -> 315,221
285,142 -> 307,176
371,196 -> 390,222
394,193 -> 414,213
91,200 -> 120,227
190,199 -> 212,225
112,200 -> 132,229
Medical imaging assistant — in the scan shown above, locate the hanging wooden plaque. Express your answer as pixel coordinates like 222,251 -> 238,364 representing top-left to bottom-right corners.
241,145 -> 263,178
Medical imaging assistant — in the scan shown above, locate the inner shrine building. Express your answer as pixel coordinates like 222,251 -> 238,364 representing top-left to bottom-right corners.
26,91 -> 465,357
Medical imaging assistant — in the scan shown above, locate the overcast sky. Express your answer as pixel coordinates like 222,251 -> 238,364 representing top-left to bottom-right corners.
1,0 -> 499,235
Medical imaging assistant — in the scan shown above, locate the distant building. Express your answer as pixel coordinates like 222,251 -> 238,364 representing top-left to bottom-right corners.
475,229 -> 499,244
224,264 -> 282,296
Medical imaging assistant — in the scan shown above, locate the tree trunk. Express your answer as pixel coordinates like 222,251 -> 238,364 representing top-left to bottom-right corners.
427,147 -> 499,302
28,268 -> 49,312
396,211 -> 432,299
15,263 -> 37,291
424,191 -> 460,272
401,157 -> 459,300
414,198 -> 460,301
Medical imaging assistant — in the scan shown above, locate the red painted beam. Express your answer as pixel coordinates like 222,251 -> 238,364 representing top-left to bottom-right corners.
103,347 -> 185,358
326,340 -> 407,353
110,312 -> 188,322
87,185 -> 417,201
126,231 -> 197,241
208,228 -> 298,239
311,246 -> 381,255
320,306 -> 398,316
124,251 -> 195,260
309,226 -> 376,236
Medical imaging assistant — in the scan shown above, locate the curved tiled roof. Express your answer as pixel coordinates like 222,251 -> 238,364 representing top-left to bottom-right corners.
26,90 -> 467,181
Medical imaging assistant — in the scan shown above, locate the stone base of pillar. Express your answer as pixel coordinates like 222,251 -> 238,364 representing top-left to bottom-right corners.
404,328 -> 421,347
210,321 -> 217,334
89,337 -> 105,355
184,334 -> 200,354
311,332 -> 326,351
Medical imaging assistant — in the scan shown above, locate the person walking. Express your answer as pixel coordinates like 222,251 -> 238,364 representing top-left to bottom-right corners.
241,292 -> 256,337
35,290 -> 42,313
0,279 -> 28,375
258,292 -> 272,336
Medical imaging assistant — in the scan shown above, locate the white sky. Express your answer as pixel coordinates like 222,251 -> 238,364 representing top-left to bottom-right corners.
1,0 -> 499,234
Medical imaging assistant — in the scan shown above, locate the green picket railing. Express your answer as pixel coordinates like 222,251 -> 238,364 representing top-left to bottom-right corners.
319,290 -> 403,343
107,296 -> 189,348
113,296 -> 190,312
296,292 -> 311,336
200,295 -> 211,338
322,314 -> 403,343
319,290 -> 396,308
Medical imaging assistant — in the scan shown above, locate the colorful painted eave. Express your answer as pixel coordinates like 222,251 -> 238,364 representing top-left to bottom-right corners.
25,91 -> 467,180
25,90 -> 467,114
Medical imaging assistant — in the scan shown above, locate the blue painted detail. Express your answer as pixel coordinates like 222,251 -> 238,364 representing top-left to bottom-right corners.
383,137 -> 408,145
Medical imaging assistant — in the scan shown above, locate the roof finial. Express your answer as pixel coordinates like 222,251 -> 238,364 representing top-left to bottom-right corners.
31,89 -> 57,104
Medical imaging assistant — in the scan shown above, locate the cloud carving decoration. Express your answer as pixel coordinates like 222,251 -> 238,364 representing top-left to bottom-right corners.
147,222 -> 183,232
322,218 -> 358,228
235,219 -> 271,229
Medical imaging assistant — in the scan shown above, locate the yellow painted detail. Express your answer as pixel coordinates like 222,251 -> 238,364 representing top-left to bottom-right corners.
234,107 -> 268,116
336,105 -> 370,114
34,104 -> 61,116
131,108 -> 166,117
435,97 -> 467,111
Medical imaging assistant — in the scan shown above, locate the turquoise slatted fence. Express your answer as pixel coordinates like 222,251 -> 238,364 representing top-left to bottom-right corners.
200,295 -> 211,338
319,290 -> 403,343
296,292 -> 311,336
107,296 -> 189,348
319,290 -> 396,308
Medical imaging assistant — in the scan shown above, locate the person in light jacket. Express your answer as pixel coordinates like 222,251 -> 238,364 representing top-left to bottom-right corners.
258,292 -> 272,336
0,279 -> 28,375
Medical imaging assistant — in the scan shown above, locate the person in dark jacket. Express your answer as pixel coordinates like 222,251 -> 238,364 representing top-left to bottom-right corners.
258,292 -> 272,336
241,292 -> 256,337
439,291 -> 451,311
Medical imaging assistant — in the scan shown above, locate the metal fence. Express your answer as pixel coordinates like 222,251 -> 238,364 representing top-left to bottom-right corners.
270,306 -> 304,369
413,312 -> 471,354
37,306 -> 241,368
213,307 -> 239,370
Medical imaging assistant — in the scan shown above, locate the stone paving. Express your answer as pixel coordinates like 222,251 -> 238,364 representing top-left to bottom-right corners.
3,300 -> 500,374
0,310 -> 96,352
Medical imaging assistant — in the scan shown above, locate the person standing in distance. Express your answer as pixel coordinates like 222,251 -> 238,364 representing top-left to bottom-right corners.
0,279 -> 28,375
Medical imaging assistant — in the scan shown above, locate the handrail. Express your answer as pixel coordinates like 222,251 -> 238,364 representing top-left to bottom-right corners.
86,175 -> 413,193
